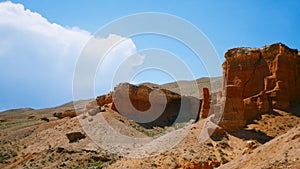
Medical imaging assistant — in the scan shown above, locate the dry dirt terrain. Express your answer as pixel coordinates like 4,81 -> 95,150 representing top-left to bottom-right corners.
0,77 -> 221,169
1,102 -> 299,169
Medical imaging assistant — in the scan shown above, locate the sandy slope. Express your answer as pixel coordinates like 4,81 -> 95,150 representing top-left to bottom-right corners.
219,124 -> 300,169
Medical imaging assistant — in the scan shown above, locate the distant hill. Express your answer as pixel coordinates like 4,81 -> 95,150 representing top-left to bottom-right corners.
142,76 -> 222,99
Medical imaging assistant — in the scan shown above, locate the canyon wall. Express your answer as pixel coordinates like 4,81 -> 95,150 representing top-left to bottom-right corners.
95,43 -> 299,131
218,43 -> 300,131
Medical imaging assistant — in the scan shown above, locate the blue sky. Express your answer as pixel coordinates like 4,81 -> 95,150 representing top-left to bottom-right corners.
0,0 -> 300,111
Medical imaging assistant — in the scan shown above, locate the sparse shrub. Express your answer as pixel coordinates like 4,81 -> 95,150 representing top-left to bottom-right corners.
221,156 -> 229,163
189,148 -> 196,153
11,151 -> 17,157
48,155 -> 54,162
0,148 -> 17,163
207,155 -> 213,161
218,140 -> 230,149
151,163 -> 158,168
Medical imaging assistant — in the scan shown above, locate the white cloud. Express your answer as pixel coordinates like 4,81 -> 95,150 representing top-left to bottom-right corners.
0,1 -> 90,79
0,1 -> 140,110
99,37 -> 146,89
74,34 -> 146,98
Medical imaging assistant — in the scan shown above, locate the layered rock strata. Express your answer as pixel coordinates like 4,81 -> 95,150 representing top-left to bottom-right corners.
218,43 -> 300,131
111,83 -> 201,128
200,88 -> 210,119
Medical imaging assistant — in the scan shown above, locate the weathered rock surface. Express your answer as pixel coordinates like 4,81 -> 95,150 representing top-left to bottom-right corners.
111,83 -> 201,128
218,43 -> 300,131
85,100 -> 98,110
53,109 -> 77,119
87,108 -> 100,116
66,132 -> 86,143
200,88 -> 210,119
40,117 -> 50,122
96,92 -> 113,107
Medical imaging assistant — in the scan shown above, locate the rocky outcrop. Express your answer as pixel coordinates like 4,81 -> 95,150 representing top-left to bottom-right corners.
96,92 -> 113,107
66,132 -> 86,143
200,88 -> 210,119
243,140 -> 259,154
92,43 -> 299,131
217,85 -> 246,131
40,117 -> 50,122
243,90 -> 270,120
53,110 -> 77,119
218,43 -> 300,131
111,83 -> 201,128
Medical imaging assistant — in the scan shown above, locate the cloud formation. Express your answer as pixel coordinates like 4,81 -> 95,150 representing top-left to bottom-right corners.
0,1 -> 139,110
74,34 -> 145,99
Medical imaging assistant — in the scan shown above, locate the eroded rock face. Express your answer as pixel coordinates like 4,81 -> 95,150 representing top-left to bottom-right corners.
111,83 -> 201,128
200,88 -> 210,119
96,92 -> 113,107
219,43 -> 300,131
66,132 -> 86,143
53,110 -> 77,119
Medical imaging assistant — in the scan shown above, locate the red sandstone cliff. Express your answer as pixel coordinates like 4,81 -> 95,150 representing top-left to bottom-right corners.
218,43 -> 300,131
111,83 -> 201,128
94,43 -> 299,131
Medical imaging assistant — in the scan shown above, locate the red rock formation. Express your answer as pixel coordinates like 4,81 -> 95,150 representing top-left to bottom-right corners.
66,132 -> 86,143
200,88 -> 210,119
96,92 -> 113,107
111,83 -> 201,128
53,109 -> 77,119
218,85 -> 246,131
243,90 -> 270,120
218,43 -> 300,131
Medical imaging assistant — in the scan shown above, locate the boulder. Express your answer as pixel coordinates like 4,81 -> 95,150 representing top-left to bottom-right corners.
66,132 -> 86,143
53,112 -> 63,118
243,140 -> 259,154
56,147 -> 65,153
87,108 -> 100,116
100,106 -> 105,112
85,100 -> 98,110
40,117 -> 50,122
53,109 -> 77,119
